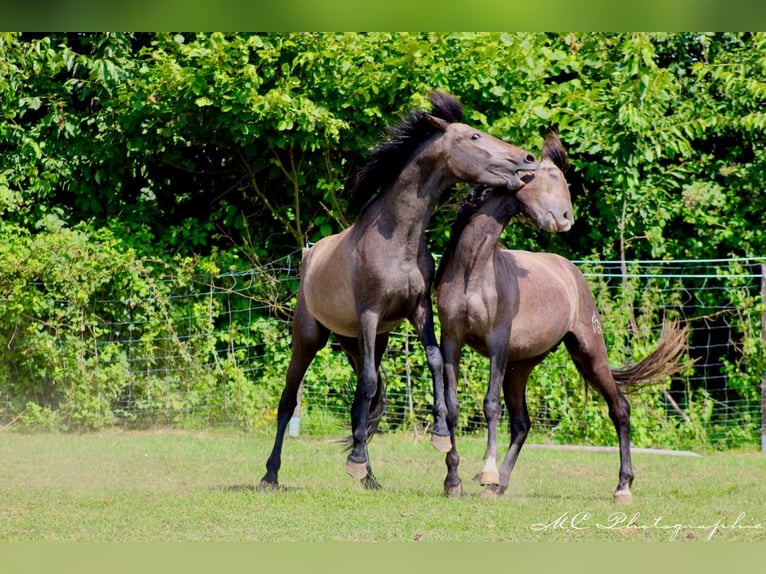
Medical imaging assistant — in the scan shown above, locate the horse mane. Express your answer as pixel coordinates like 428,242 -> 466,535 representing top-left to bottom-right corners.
433,129 -> 568,290
352,91 -> 464,212
542,129 -> 569,172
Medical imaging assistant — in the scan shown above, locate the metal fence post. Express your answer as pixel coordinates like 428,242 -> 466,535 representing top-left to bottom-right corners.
761,263 -> 766,452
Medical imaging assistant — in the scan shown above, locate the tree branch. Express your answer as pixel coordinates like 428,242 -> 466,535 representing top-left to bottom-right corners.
236,146 -> 303,249
324,142 -> 351,228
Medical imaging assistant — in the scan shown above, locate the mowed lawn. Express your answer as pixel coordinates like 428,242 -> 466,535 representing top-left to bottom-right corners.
1,429 -> 764,542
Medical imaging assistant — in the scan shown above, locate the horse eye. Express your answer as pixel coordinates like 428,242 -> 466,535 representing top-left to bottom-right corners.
470,133 -> 481,141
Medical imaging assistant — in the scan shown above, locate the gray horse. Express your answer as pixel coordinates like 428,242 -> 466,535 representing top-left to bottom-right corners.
435,132 -> 688,503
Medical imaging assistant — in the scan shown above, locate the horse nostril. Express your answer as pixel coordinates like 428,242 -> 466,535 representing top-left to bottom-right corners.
524,153 -> 536,164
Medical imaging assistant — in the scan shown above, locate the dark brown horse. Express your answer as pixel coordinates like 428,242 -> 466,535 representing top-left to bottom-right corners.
259,91 -> 543,490
435,132 -> 689,503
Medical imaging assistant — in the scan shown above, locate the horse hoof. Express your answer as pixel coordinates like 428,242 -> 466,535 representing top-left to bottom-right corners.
444,481 -> 463,498
430,433 -> 452,453
256,479 -> 279,492
613,490 -> 633,505
346,460 -> 368,480
479,470 -> 500,486
480,484 -> 503,498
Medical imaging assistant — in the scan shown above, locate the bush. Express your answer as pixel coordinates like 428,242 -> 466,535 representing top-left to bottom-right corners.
0,220 -> 226,430
0,220 -> 141,429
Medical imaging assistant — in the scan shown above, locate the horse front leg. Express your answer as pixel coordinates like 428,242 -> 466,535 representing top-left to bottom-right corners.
410,298 -> 449,452
479,339 -> 509,488
337,333 -> 389,490
441,336 -> 463,497
345,309 -> 381,482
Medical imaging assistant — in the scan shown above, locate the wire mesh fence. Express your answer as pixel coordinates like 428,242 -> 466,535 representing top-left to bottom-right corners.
1,254 -> 764,450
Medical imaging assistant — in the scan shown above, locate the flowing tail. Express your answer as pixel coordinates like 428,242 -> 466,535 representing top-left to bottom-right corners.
611,319 -> 692,391
365,369 -> 388,439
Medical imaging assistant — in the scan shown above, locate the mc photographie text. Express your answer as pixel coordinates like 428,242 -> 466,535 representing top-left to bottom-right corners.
531,511 -> 762,541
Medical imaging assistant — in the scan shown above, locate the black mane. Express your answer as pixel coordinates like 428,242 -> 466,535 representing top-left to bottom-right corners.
542,129 -> 569,172
352,91 -> 464,212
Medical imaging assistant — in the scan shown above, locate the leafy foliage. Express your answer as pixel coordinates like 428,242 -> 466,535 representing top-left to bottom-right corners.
0,33 -> 764,447
3,32 -> 764,261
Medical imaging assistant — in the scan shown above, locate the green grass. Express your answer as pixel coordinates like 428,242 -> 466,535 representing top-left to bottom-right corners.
1,429 -> 764,542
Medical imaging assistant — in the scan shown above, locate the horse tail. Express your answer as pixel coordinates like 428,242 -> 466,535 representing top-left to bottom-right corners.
611,319 -> 692,391
365,369 -> 388,439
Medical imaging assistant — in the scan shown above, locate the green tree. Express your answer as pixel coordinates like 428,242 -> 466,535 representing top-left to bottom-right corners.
3,32 -> 765,263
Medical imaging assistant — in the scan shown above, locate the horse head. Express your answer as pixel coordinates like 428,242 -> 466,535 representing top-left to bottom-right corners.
514,130 -> 574,232
354,90 -> 538,211
424,96 -> 539,191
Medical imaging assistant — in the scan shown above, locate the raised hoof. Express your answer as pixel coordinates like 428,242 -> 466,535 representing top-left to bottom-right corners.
256,479 -> 279,492
613,490 -> 633,505
444,481 -> 463,498
479,469 -> 500,486
430,433 -> 452,453
346,459 -> 368,480
480,484 -> 504,498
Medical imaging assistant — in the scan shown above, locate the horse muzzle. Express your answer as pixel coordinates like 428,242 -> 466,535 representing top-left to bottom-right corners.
547,211 -> 574,232
529,210 -> 573,233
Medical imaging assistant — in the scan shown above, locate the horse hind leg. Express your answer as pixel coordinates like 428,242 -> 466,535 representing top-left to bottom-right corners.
426,334 -> 452,454
359,443 -> 381,490
610,392 -> 634,505
441,338 -> 463,497
565,334 -> 634,504
258,301 -> 330,491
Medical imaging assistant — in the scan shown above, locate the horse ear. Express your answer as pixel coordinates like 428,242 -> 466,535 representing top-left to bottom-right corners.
425,114 -> 449,132
542,130 -> 570,172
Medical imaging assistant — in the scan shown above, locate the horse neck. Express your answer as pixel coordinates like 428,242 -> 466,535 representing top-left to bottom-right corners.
450,191 -> 519,279
362,150 -> 452,249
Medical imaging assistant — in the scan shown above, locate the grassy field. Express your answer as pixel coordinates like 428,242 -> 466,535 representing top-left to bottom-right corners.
1,429 -> 764,542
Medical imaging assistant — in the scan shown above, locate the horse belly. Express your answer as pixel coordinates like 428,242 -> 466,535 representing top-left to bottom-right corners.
305,288 -> 359,337
300,236 -> 418,338
505,286 -> 571,360
506,320 -> 568,360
